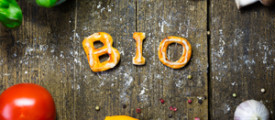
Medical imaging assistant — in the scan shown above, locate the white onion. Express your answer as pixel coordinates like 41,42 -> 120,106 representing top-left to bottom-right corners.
234,100 -> 269,120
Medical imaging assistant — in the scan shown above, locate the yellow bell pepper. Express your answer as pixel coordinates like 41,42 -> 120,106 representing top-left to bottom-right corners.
105,115 -> 139,120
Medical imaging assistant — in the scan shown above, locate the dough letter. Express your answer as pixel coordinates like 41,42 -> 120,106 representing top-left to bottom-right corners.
132,32 -> 146,65
158,36 -> 192,69
82,32 -> 120,72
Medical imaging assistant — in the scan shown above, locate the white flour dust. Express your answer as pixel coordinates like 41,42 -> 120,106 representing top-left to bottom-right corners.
120,73 -> 134,103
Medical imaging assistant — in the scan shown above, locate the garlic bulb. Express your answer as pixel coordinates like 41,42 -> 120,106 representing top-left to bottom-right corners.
234,100 -> 269,120
235,0 -> 275,9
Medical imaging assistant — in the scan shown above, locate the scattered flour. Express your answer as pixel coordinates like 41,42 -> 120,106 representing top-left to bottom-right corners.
0,59 -> 3,66
97,1 -> 101,9
138,77 -> 149,103
139,87 -> 148,102
231,82 -> 237,86
175,79 -> 183,88
3,73 -> 10,76
223,104 -> 231,114
120,73 -> 134,103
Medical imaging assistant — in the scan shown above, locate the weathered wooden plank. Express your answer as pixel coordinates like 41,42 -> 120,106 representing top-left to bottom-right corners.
137,0 -> 208,119
1,0 -> 208,119
0,26 -> 11,90
76,0 -> 136,119
210,1 -> 275,119
0,1 -> 78,119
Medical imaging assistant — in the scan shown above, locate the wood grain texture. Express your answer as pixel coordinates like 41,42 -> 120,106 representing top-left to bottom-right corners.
210,1 -> 275,120
4,0 -> 275,119
137,0 -> 208,119
0,0 -> 272,119
76,0 -> 137,119
0,1 -> 77,120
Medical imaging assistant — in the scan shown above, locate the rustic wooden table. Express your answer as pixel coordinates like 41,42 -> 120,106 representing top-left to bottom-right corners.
0,0 -> 274,120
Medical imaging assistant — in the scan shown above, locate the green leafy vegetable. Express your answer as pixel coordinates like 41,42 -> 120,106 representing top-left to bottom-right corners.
0,0 -> 22,28
36,0 -> 57,8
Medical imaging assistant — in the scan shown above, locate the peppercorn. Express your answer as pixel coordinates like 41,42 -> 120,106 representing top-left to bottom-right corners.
95,106 -> 100,111
173,107 -> 177,111
198,99 -> 203,104
169,106 -> 177,111
207,31 -> 211,35
160,98 -> 165,104
169,106 -> 174,111
194,117 -> 200,120
136,108 -> 141,114
188,99 -> 192,104
187,75 -> 192,79
122,104 -> 127,109
261,88 -> 265,93
232,93 -> 237,98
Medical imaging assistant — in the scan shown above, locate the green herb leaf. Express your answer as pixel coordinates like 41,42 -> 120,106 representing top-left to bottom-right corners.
0,0 -> 23,28
36,0 -> 57,8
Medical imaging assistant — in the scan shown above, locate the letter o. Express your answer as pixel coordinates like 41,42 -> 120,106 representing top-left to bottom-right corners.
158,36 -> 192,69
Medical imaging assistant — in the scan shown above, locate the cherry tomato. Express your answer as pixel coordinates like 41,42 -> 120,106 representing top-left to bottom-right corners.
0,83 -> 56,120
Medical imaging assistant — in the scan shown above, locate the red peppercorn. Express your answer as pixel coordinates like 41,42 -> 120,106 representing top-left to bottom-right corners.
173,107 -> 177,111
169,106 -> 174,111
169,106 -> 177,112
188,99 -> 192,104
160,98 -> 165,104
194,117 -> 200,120
136,108 -> 141,114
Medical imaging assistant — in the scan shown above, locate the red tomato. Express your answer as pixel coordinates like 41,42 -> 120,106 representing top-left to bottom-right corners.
0,83 -> 56,120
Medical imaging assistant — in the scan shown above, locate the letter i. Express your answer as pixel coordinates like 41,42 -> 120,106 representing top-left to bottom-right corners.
132,32 -> 146,65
